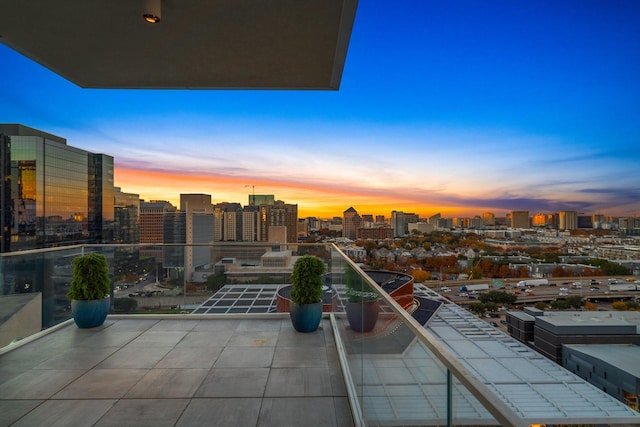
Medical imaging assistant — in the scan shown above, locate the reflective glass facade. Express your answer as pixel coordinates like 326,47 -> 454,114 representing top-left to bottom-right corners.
0,124 -> 115,252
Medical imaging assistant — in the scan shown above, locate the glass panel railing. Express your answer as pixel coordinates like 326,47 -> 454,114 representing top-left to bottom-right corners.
1,243 -> 335,348
330,244 -> 507,426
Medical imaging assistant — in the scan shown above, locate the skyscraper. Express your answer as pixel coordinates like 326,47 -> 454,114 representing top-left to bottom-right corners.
559,210 -> 578,231
511,211 -> 530,229
343,207 -> 362,240
0,124 -> 115,252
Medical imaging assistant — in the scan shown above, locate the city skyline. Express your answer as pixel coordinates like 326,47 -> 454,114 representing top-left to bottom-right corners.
2,1 -> 640,218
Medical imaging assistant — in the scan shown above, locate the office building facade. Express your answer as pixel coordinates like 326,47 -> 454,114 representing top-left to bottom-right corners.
0,124 -> 115,252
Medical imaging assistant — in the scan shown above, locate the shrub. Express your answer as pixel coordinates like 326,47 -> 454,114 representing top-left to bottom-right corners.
67,253 -> 110,300
612,301 -> 628,311
290,255 -> 325,305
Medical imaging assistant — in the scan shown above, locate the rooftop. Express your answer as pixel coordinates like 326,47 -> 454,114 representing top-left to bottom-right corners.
0,316 -> 353,426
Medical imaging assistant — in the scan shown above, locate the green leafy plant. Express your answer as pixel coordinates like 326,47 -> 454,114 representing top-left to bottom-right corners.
290,255 -> 325,305
345,266 -> 378,303
67,253 -> 111,300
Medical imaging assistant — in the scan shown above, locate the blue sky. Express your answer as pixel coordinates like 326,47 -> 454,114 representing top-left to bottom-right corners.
1,0 -> 639,218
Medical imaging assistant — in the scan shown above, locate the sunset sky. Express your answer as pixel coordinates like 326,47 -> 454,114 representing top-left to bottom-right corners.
1,1 -> 639,219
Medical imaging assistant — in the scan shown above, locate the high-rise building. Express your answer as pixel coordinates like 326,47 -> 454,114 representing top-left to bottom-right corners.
343,207 -> 362,240
532,213 -> 549,227
214,202 -> 243,241
114,187 -> 139,244
181,194 -> 214,279
88,153 -> 115,243
0,124 -> 115,252
559,210 -> 578,231
258,200 -> 297,243
390,211 -> 417,236
140,200 -> 177,267
241,205 -> 261,241
510,210 -> 530,229
140,200 -> 176,243
481,212 -> 495,226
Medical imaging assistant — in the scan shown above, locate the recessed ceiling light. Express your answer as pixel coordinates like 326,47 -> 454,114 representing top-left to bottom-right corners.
143,0 -> 161,24
143,14 -> 160,24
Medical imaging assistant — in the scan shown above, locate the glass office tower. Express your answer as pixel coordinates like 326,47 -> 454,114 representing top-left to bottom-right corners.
0,124 -> 115,252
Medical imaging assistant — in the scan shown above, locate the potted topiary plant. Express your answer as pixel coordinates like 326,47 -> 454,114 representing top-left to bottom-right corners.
289,255 -> 326,333
67,252 -> 111,328
345,265 -> 380,332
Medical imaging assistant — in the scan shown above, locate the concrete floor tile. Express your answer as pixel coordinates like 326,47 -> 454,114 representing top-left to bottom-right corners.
192,319 -> 240,331
176,330 -> 233,347
52,368 -> 148,399
236,319 -> 282,332
176,398 -> 261,427
0,369 -> 85,399
34,346 -> 119,370
11,399 -> 116,427
0,400 -> 43,426
272,346 -> 329,368
96,345 -> 172,369
155,346 -> 221,369
77,330 -> 141,348
127,330 -> 188,347
149,319 -> 200,331
276,327 -> 326,347
258,397 -> 338,427
95,398 -> 190,427
265,367 -> 332,397
106,318 -> 159,331
334,397 -> 356,427
227,330 -> 279,347
126,368 -> 209,398
196,368 -> 269,397
214,346 -> 275,368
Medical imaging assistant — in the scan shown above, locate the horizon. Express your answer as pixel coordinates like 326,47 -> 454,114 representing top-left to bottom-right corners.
2,1 -> 640,219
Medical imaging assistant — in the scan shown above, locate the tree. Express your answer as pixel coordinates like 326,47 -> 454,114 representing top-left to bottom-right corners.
467,302 -> 486,316
551,299 -> 569,310
534,301 -> 547,311
583,301 -> 597,311
484,301 -> 498,312
479,290 -> 517,305
612,301 -> 628,311
626,301 -> 640,310
412,270 -> 430,282
565,296 -> 584,309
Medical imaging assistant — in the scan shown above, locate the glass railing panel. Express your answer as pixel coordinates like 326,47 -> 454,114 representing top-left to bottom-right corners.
329,245 -> 505,426
1,243 -> 337,348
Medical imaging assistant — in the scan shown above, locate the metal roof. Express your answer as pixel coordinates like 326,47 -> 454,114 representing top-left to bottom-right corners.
412,285 -> 640,425
0,0 -> 357,89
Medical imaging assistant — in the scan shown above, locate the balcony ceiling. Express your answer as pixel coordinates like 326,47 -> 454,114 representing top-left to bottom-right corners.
0,0 -> 358,89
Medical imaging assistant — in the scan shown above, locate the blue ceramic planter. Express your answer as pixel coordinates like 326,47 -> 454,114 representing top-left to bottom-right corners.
71,297 -> 110,328
289,302 -> 322,333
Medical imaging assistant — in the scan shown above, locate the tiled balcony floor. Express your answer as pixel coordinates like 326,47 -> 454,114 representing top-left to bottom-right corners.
0,316 -> 354,427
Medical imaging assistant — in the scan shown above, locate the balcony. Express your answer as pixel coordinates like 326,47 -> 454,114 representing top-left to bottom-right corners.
2,243 -> 640,426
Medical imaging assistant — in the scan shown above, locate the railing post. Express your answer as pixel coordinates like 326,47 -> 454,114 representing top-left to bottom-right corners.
447,368 -> 452,427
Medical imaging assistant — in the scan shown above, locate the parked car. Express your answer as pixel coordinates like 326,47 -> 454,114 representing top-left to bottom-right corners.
500,319 -> 507,325
490,321 -> 498,327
